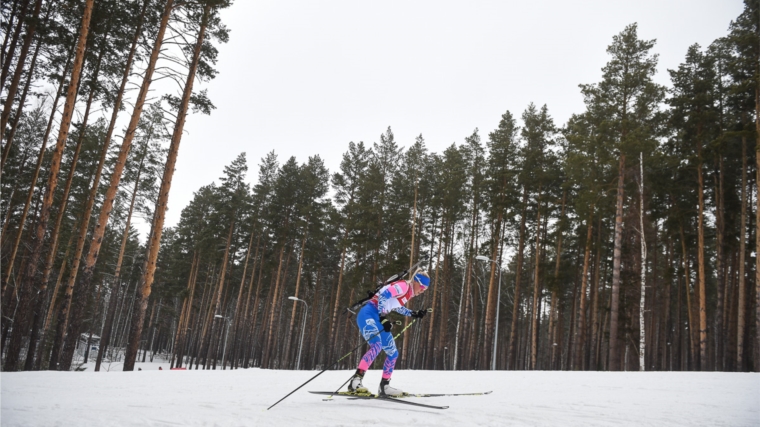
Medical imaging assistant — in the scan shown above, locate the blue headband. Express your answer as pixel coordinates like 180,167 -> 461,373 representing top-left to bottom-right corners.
414,273 -> 430,288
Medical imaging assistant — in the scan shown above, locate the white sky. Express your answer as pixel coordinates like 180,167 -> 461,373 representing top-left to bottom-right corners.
163,0 -> 745,229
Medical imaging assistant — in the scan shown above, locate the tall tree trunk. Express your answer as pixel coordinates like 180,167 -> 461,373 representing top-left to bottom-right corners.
95,152 -> 145,371
245,243 -> 267,367
549,190 -> 566,370
173,252 -> 198,368
32,230 -> 75,370
483,209 -> 501,369
0,0 -> 29,92
426,218 -> 444,368
574,213 -> 593,371
147,299 -> 162,362
609,153 -> 626,371
140,300 -> 156,363
696,134 -> 708,370
24,44 -> 106,370
2,31 -> 43,166
402,180 -> 418,366
662,238 -> 673,371
679,224 -> 698,368
42,231 -> 74,337
263,239 -> 287,368
80,5 -> 154,363
676,262 -> 683,370
57,0 -> 173,372
1,42 -> 73,295
727,255 -> 739,370
589,215 -> 603,370
453,243 -> 467,371
2,0 -> 94,372
135,1 -> 208,371
441,220 -> 455,368
554,290 -> 566,370
754,71 -> 760,372
0,0 -> 42,149
638,152 -> 646,371
329,213 -> 352,360
3,0 -> 56,160
228,229 -> 255,368
737,136 -> 748,371
455,191 -> 478,371
0,145 -> 29,246
566,260 -> 580,370
465,210 -> 482,369
238,233 -> 262,368
304,265 -> 322,369
756,80 -> 760,371
284,232 -> 308,369
192,264 -> 215,369
271,248 -> 293,368
508,186 -> 529,369
199,223 -> 235,369
530,191 -> 543,370
714,150 -> 726,370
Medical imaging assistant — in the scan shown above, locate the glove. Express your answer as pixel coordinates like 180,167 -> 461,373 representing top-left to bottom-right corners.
379,316 -> 393,332
411,309 -> 427,319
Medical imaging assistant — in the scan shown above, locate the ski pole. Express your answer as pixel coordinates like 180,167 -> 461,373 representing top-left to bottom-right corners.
266,319 -> 402,410
322,308 -> 433,401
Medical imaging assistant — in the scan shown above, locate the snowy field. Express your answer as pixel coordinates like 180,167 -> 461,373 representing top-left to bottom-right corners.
2,362 -> 758,427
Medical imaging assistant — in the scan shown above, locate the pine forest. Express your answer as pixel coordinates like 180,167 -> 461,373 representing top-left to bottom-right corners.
1,0 -> 759,376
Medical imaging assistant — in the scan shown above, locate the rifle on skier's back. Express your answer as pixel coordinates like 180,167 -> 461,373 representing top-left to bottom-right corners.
345,254 -> 430,315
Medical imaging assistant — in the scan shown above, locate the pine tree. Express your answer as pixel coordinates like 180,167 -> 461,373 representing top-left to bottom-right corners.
329,141 -> 369,361
49,0 -> 176,371
95,104 -> 168,372
668,44 -> 720,370
3,0 -> 95,372
724,0 -> 759,372
519,104 -> 559,371
579,23 -> 665,370
124,0 -> 231,371
484,113 -> 519,370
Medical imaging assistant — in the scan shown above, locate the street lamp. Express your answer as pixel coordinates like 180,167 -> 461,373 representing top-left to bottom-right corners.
214,315 -> 231,369
288,296 -> 309,370
476,255 -> 502,371
444,347 -> 448,371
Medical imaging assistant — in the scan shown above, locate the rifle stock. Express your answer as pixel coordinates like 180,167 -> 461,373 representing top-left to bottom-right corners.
346,255 -> 429,314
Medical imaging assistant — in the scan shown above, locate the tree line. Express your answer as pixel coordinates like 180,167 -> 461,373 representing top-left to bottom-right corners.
1,0 -> 231,371
1,0 -> 758,373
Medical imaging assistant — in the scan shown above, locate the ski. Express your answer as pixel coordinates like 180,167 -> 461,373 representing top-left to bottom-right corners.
348,394 -> 449,410
312,392 -> 448,410
309,390 -> 492,399
399,390 -> 492,398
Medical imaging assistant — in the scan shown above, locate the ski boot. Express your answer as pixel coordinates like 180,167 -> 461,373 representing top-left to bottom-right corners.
348,369 -> 368,394
378,378 -> 406,397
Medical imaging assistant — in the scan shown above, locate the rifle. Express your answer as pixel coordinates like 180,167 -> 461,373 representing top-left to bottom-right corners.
345,254 -> 430,314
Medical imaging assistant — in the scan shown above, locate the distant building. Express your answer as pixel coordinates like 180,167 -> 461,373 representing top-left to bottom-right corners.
75,333 -> 101,362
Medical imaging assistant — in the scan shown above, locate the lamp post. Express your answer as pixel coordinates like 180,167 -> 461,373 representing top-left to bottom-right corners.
214,315 -> 230,369
288,296 -> 308,370
444,347 -> 448,371
476,255 -> 502,370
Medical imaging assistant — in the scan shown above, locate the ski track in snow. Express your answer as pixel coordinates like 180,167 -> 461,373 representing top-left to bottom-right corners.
1,364 -> 758,427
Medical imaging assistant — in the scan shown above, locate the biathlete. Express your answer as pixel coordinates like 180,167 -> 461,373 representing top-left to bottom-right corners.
348,270 -> 430,397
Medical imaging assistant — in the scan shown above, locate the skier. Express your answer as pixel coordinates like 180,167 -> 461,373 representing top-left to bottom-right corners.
348,270 -> 430,397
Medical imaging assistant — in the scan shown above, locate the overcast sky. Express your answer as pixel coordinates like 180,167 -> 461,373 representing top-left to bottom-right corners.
159,0 -> 745,230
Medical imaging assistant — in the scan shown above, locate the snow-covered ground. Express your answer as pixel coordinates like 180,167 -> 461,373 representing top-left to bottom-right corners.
2,363 -> 758,426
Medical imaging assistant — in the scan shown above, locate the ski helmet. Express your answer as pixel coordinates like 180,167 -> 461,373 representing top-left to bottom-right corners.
413,271 -> 430,289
